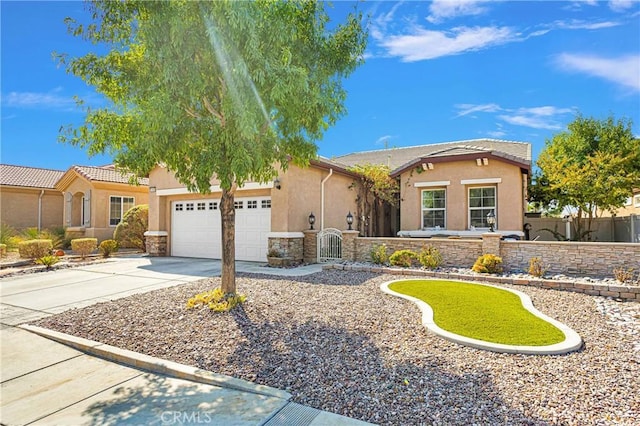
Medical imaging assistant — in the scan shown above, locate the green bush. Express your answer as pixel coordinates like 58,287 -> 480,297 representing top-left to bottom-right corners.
36,255 -> 60,269
38,227 -> 67,249
71,238 -> 98,259
389,249 -> 417,268
1,222 -> 17,247
20,227 -> 40,240
18,239 -> 53,260
99,239 -> 119,258
418,245 -> 443,269
186,287 -> 247,312
472,254 -> 503,274
114,204 -> 148,251
370,244 -> 388,265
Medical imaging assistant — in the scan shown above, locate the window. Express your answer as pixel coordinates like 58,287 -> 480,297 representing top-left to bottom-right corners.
234,201 -> 243,209
197,202 -> 206,211
421,189 -> 446,229
109,196 -> 135,226
186,203 -> 194,211
261,199 -> 271,209
175,203 -> 183,211
209,202 -> 218,210
469,187 -> 496,228
247,200 -> 257,209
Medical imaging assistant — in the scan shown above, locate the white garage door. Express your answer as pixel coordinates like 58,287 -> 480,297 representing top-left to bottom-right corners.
171,197 -> 271,262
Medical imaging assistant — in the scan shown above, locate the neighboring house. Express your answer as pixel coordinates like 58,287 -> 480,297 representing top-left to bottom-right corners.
336,139 -> 531,237
145,138 -> 531,261
146,159 -> 359,261
55,165 -> 149,242
0,164 -> 65,231
597,189 -> 640,217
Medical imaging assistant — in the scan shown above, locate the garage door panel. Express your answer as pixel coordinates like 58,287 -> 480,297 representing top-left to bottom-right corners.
171,197 -> 270,262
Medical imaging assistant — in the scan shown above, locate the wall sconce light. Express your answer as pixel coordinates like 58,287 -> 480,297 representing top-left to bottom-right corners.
274,177 -> 281,190
482,158 -> 489,166
427,162 -> 434,170
149,186 -> 157,193
486,210 -> 496,232
346,211 -> 354,230
308,212 -> 316,230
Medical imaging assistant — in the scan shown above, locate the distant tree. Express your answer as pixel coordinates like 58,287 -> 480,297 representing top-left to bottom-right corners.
58,0 -> 367,293
348,164 -> 398,236
531,114 -> 640,240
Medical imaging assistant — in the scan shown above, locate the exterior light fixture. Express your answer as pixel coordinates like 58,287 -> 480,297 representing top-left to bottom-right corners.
308,212 -> 316,230
346,211 -> 354,230
149,186 -> 157,193
486,210 -> 496,232
274,177 -> 281,190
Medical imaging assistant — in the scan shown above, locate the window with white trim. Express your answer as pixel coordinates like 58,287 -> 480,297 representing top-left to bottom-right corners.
109,196 -> 135,226
469,187 -> 496,228
421,189 -> 446,229
247,200 -> 257,209
209,202 -> 218,210
261,199 -> 271,209
197,202 -> 206,211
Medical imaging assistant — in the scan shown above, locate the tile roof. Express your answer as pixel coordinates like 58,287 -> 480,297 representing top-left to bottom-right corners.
72,166 -> 149,185
332,139 -> 531,170
0,164 -> 65,189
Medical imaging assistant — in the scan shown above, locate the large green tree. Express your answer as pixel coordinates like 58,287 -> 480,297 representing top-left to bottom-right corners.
531,115 -> 640,240
59,0 -> 367,292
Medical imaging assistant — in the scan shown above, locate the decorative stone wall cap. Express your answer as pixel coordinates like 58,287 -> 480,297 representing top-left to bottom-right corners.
267,232 -> 304,238
342,230 -> 360,235
144,231 -> 169,236
303,229 -> 319,234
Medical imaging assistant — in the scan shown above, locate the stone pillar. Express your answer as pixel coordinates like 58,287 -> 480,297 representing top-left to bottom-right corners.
144,231 -> 168,256
303,229 -> 319,264
482,232 -> 501,256
267,232 -> 304,264
342,230 -> 359,262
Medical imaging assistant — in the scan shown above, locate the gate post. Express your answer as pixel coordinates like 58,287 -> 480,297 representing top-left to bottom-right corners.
341,230 -> 359,261
303,229 -> 319,264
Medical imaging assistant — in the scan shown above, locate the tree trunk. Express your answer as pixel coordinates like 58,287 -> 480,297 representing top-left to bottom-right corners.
220,187 -> 236,294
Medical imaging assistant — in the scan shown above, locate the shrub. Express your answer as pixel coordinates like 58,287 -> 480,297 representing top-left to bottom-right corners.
0,222 -> 17,247
71,238 -> 98,259
99,239 -> 119,258
613,267 -> 636,284
0,243 -> 6,258
36,255 -> 60,269
370,244 -> 388,265
21,227 -> 40,240
114,204 -> 148,251
418,245 -> 443,269
472,254 -> 503,274
389,249 -> 417,268
528,257 -> 547,278
18,239 -> 53,260
39,227 -> 67,249
186,287 -> 247,312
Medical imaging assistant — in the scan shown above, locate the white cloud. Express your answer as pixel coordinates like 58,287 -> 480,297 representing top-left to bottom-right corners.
427,0 -> 489,24
556,53 -> 640,92
552,19 -> 621,30
2,90 -> 76,109
454,103 -> 575,130
498,106 -> 575,130
380,26 -> 516,62
609,0 -> 636,12
454,103 -> 502,117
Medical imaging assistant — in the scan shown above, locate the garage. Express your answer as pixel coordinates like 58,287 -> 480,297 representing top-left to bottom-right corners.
171,196 -> 271,262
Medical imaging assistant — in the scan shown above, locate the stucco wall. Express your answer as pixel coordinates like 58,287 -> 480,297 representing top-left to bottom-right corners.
399,158 -> 525,232
0,187 -> 63,230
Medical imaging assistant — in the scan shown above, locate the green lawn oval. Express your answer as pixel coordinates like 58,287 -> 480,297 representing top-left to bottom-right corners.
387,279 -> 566,346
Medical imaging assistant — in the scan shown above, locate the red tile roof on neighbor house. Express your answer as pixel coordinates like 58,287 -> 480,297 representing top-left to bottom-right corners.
0,164 -> 65,189
70,165 -> 149,185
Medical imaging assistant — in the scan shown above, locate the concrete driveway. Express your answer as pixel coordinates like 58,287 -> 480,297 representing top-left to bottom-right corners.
0,256 -> 368,426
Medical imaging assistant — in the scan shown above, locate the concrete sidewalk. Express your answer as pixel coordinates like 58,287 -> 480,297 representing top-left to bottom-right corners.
1,256 -> 371,426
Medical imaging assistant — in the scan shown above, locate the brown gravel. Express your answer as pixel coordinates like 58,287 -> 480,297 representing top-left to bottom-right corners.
35,270 -> 640,425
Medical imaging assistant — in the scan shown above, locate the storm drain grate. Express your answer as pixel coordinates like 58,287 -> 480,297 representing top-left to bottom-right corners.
262,402 -> 320,426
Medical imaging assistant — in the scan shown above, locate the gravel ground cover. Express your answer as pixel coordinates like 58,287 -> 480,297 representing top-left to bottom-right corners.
35,270 -> 639,425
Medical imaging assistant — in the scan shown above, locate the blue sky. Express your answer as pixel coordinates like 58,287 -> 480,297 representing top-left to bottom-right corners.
2,0 -> 639,171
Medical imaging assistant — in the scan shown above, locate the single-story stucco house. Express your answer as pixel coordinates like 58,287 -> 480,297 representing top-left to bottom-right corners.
55,165 -> 149,242
0,164 -> 65,231
144,138 -> 531,262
